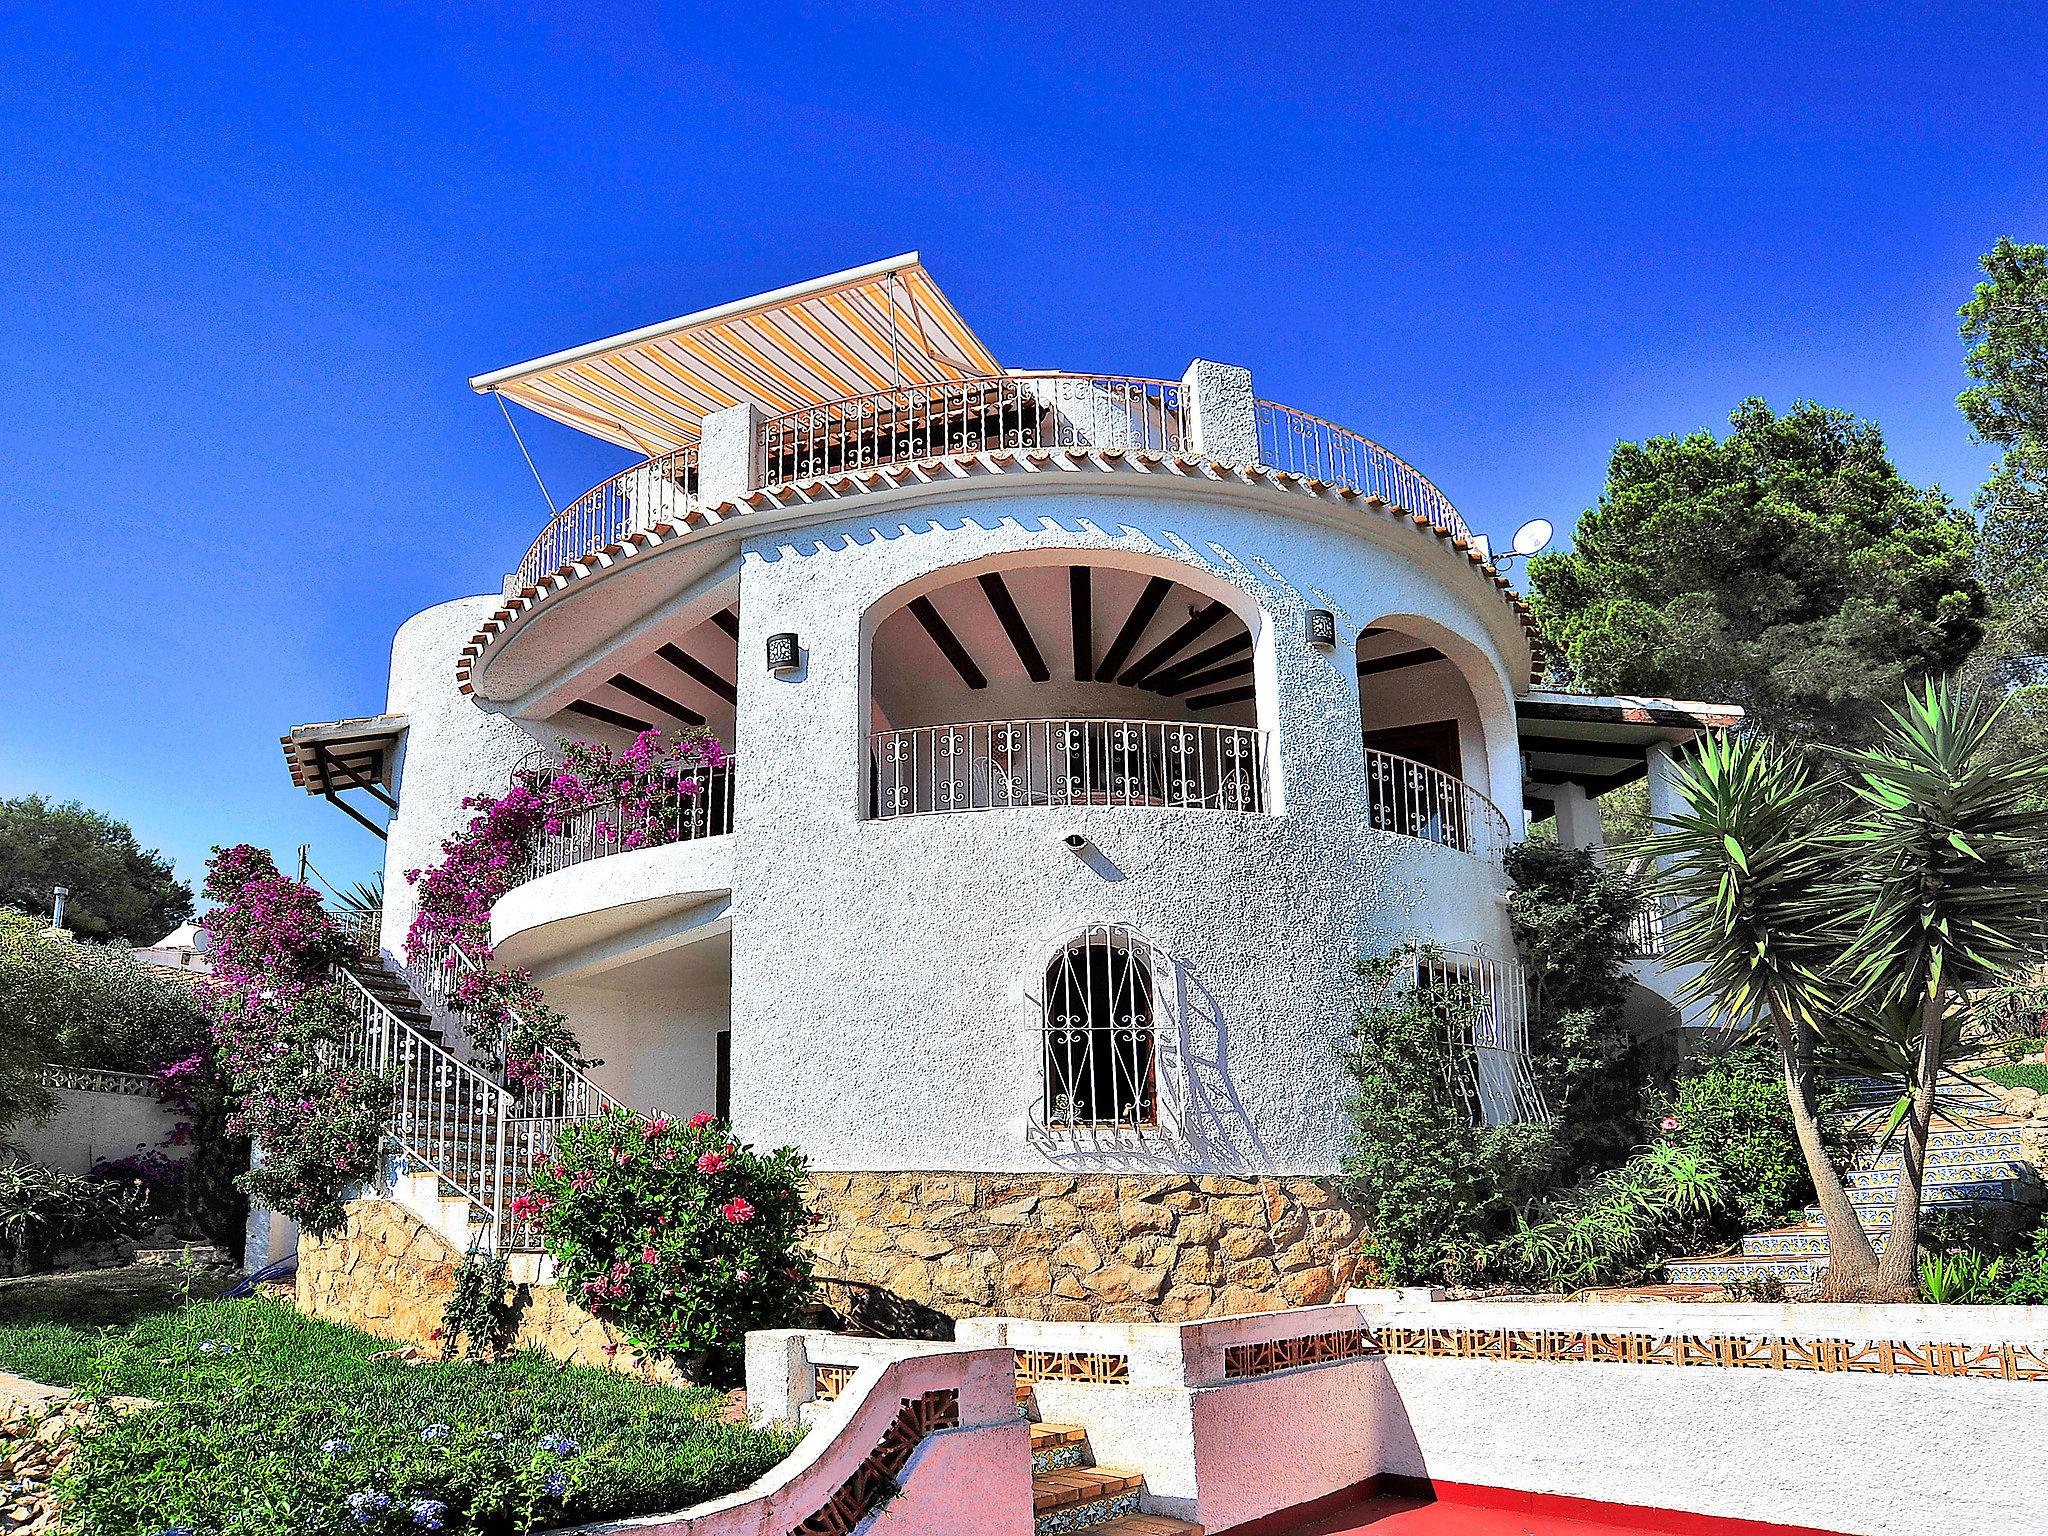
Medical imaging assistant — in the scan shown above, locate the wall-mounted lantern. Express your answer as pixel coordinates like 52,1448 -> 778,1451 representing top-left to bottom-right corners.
766,631 -> 801,676
1304,608 -> 1338,649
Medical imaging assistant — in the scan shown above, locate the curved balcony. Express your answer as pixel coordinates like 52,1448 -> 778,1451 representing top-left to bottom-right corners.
520,762 -> 736,882
510,373 -> 1469,590
1362,748 -> 1510,865
870,719 -> 1268,818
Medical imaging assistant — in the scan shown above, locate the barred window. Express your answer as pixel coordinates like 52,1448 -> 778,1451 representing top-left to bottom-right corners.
1042,925 -> 1159,1129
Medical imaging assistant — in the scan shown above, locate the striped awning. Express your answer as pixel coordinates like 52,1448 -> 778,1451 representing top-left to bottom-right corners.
469,254 -> 1002,454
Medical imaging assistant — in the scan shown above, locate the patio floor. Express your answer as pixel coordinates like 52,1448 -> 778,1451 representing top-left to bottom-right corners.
1281,1489 -> 1786,1535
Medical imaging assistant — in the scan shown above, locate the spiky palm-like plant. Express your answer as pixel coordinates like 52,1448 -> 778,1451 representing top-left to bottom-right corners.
1829,680 -> 2048,1294
1642,733 -> 1882,1298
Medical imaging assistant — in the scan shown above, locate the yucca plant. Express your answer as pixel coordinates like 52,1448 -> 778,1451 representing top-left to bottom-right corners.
1647,681 -> 2048,1300
1827,679 -> 2048,1293
1640,731 -> 1884,1298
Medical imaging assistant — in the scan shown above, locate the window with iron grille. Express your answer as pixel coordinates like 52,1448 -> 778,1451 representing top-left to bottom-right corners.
1041,925 -> 1160,1130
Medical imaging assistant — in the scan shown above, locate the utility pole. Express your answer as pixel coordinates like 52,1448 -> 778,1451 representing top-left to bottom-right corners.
297,844 -> 311,885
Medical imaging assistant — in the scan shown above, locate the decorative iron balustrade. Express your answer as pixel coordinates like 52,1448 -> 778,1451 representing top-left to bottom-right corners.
871,719 -> 1265,819
1253,400 -> 1471,540
518,762 -> 736,883
1039,924 -> 1167,1135
1408,944 -> 1550,1126
328,966 -> 510,1240
758,373 -> 1186,488
505,376 -> 1476,591
514,446 -> 700,590
1362,748 -> 1510,865
333,903 -> 382,958
1627,897 -> 1671,959
326,939 -> 630,1253
35,1064 -> 160,1098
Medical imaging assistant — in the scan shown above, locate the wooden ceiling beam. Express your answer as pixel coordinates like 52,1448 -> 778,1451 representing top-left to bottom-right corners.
607,672 -> 705,726
655,643 -> 740,705
566,699 -> 656,734
1095,577 -> 1174,684
977,572 -> 1049,683
1070,566 -> 1093,683
1120,601 -> 1231,687
908,596 -> 987,690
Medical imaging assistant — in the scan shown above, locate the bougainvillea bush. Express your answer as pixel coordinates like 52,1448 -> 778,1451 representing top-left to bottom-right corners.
404,728 -> 726,1093
203,845 -> 391,1237
518,1109 -> 811,1363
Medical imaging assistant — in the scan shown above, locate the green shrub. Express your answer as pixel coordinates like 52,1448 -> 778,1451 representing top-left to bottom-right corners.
522,1109 -> 812,1366
1338,951 -> 1555,1285
1485,1143 -> 1728,1291
1653,1038 -> 1812,1232
1502,842 -> 1649,1176
1982,1062 -> 2048,1093
8,1296 -> 796,1535
0,1159 -> 147,1270
1918,1249 -> 2008,1305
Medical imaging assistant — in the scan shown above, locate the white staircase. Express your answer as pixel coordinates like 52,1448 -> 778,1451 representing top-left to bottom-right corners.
329,939 -> 629,1262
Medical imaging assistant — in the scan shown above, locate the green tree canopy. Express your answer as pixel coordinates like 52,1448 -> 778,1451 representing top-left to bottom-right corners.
1528,399 -> 1984,738
0,795 -> 192,946
1958,236 -> 2048,670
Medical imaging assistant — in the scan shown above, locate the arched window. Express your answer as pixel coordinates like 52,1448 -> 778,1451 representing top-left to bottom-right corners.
1042,926 -> 1161,1129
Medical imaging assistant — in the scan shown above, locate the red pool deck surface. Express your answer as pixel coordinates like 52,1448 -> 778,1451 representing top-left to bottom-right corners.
1267,1485 -> 1847,1536
1283,1494 -> 1725,1534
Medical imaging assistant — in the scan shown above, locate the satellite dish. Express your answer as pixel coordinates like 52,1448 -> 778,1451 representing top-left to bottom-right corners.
1511,518 -> 1554,558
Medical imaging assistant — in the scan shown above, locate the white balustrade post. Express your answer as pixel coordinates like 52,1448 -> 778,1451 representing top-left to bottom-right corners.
1180,359 -> 1258,465
699,402 -> 766,507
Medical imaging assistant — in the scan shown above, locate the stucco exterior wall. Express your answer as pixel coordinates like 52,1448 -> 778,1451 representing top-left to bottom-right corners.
15,1085 -> 184,1175
724,487 -> 1520,1175
380,595 -> 554,956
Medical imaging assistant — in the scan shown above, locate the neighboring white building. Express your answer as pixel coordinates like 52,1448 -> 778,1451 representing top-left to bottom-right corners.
283,256 -> 1735,1319
132,920 -> 209,974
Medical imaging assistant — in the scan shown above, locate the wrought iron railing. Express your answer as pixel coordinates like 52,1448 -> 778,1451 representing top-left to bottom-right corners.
758,373 -> 1187,487
328,966 -> 509,1242
870,719 -> 1267,818
514,446 -> 700,589
1627,897 -> 1671,959
326,941 -> 633,1253
1362,748 -> 1510,865
1409,945 -> 1549,1125
518,762 -> 737,883
1253,400 -> 1470,540
506,375 -> 1473,588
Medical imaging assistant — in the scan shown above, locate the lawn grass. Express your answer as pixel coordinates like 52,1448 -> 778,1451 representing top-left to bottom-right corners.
1982,1062 -> 2048,1094
0,1278 -> 799,1535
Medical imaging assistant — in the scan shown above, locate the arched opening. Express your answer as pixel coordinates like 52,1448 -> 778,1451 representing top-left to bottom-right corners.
1357,619 -> 1510,857
1042,925 -> 1161,1130
865,557 -> 1268,816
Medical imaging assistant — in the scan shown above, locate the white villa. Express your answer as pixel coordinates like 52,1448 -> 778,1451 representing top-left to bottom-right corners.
283,255 -> 1738,1321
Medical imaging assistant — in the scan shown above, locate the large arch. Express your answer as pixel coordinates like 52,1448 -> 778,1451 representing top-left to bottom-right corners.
1355,611 -> 1518,826
859,550 -> 1275,817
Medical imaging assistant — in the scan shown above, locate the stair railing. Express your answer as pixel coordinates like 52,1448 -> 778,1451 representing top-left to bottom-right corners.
329,966 -> 510,1245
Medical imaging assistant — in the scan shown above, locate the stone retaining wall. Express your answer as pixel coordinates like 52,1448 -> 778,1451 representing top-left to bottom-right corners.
295,1198 -> 686,1382
803,1172 -> 1365,1324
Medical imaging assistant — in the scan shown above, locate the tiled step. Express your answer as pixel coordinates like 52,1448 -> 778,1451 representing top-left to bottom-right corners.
1846,1170 -> 2024,1198
1031,1423 -> 1089,1474
1740,1225 -> 1889,1258
1088,1519 -> 1202,1536
1034,1468 -> 1144,1534
1665,1255 -> 1825,1285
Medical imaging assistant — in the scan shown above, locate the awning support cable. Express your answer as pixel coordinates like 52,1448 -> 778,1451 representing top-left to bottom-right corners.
495,390 -> 560,516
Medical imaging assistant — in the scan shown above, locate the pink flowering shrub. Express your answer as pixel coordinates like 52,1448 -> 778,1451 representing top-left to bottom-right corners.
520,1109 -> 810,1362
403,728 -> 727,1091
203,845 -> 392,1236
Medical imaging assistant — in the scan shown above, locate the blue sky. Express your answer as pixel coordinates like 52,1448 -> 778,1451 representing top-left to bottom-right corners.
1,1 -> 2043,905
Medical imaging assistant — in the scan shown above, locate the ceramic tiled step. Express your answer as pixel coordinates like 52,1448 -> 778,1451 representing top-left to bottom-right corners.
1034,1468 -> 1146,1535
1034,1469 -> 1143,1515
1031,1423 -> 1089,1474
1845,1169 -> 2025,1198
1665,1255 -> 1826,1285
1088,1519 -> 1202,1535
1740,1225 -> 1890,1258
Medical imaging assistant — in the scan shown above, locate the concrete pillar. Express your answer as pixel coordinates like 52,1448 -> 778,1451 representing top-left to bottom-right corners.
1553,780 -> 1605,857
698,401 -> 765,507
1645,741 -> 1687,834
1181,359 -> 1258,466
